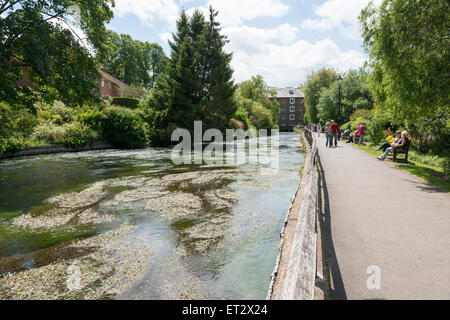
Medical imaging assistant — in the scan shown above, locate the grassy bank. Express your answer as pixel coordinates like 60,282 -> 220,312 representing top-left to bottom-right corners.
354,144 -> 450,192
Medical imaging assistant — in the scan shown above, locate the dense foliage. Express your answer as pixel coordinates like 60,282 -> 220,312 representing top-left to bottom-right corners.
149,7 -> 237,133
111,97 -> 140,109
357,0 -> 449,177
317,68 -> 373,125
0,0 -> 114,107
360,0 -> 449,124
234,75 -> 280,130
101,106 -> 148,148
303,68 -> 338,123
98,30 -> 167,88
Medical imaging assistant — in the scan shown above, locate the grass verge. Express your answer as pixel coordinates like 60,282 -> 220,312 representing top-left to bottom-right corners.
353,144 -> 450,192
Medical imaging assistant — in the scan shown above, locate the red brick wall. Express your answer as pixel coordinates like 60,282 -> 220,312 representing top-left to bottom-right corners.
272,97 -> 305,129
97,78 -> 122,100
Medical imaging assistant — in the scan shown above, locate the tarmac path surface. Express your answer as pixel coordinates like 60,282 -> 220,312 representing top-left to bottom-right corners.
316,133 -> 450,299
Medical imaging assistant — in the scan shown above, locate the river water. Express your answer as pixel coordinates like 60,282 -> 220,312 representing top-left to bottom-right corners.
0,133 -> 303,300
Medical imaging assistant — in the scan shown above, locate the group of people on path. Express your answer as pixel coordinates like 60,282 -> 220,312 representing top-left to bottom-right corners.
314,119 -> 409,162
345,123 -> 366,144
324,120 -> 340,148
314,121 -> 408,162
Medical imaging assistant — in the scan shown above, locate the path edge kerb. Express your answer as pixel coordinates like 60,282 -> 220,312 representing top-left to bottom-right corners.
267,128 -> 320,300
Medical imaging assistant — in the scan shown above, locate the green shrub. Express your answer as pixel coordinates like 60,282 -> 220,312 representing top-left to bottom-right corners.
31,122 -> 68,144
36,100 -> 76,124
232,107 -> 251,130
0,101 -> 36,139
31,121 -> 98,148
102,106 -> 149,148
0,137 -> 25,154
444,157 -> 450,182
62,123 -> 98,148
76,105 -> 107,132
111,97 -> 140,109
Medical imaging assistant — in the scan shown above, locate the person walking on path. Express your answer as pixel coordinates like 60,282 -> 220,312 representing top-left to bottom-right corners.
357,122 -> 366,145
317,123 -> 321,137
331,120 -> 339,148
324,122 -> 332,148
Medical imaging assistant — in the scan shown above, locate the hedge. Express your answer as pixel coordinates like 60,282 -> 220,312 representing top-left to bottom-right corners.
111,97 -> 139,109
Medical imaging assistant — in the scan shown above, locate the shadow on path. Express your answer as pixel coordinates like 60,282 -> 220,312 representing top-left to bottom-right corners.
318,156 -> 347,300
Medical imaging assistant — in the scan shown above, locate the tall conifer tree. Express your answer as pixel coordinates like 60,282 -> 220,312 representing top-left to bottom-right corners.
150,7 -> 236,133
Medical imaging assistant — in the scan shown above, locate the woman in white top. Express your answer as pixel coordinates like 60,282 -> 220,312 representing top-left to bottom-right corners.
324,122 -> 332,148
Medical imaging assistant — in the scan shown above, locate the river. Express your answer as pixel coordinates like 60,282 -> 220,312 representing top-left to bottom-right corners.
0,133 -> 303,299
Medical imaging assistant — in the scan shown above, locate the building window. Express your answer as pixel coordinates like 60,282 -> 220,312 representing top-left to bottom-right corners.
109,81 -> 112,89
281,99 -> 286,104
282,107 -> 286,112
299,98 -> 303,104
289,114 -> 295,121
290,98 -> 295,104
281,115 -> 286,120
290,106 -> 296,113
101,79 -> 105,87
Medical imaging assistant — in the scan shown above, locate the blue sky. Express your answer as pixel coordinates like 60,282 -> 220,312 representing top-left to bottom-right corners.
106,0 -> 381,87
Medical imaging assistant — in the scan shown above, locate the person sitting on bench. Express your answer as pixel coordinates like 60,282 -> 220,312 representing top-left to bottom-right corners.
378,130 -> 401,152
346,129 -> 359,143
377,131 -> 409,161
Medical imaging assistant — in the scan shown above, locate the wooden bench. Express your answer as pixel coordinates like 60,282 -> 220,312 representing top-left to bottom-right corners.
392,139 -> 410,163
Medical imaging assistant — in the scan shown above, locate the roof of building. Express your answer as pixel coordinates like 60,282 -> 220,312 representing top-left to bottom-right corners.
99,69 -> 130,89
271,87 -> 304,98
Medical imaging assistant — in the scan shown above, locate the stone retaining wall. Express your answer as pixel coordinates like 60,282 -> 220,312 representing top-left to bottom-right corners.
0,142 -> 113,159
267,128 -> 319,300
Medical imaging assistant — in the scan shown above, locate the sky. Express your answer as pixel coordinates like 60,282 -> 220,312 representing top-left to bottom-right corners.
106,0 -> 381,87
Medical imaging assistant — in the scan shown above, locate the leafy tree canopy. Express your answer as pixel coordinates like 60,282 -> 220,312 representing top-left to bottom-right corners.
303,68 -> 338,123
317,68 -> 373,125
235,75 -> 280,128
360,0 -> 450,124
0,0 -> 114,107
97,30 -> 167,88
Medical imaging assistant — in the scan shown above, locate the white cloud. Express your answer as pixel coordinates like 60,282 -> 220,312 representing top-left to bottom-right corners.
113,0 -> 290,30
301,0 -> 382,40
224,25 -> 365,86
207,0 -> 290,26
114,0 -> 179,28
110,1 -> 367,86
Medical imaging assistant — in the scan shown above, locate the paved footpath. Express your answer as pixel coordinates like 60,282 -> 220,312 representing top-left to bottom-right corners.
315,133 -> 450,300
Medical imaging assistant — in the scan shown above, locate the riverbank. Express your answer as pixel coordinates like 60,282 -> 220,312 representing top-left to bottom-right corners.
269,129 -> 326,300
352,144 -> 449,192
0,142 -> 114,160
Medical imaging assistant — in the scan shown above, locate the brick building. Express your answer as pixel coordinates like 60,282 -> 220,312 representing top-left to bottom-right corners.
97,69 -> 130,100
270,87 -> 305,132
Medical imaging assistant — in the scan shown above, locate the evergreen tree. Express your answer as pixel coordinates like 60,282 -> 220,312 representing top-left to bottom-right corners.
149,7 -> 236,133
201,7 -> 236,131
